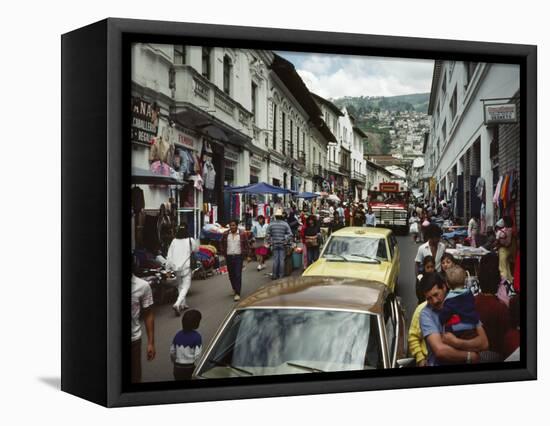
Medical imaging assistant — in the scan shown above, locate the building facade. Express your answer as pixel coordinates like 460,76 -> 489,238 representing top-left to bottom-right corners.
311,93 -> 345,196
132,43 -> 275,237
311,96 -> 369,201
351,122 -> 368,201
424,60 -> 520,229
131,44 -> 340,252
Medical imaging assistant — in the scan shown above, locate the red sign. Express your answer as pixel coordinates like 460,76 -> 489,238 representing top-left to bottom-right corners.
379,182 -> 399,192
177,133 -> 195,149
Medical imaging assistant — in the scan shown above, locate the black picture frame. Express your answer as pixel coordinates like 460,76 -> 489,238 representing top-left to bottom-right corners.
61,18 -> 537,407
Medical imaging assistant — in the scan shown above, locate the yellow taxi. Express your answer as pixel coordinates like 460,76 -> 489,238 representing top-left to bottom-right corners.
303,227 -> 400,292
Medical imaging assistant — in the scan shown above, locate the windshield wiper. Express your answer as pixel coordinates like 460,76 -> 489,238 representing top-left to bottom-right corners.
286,362 -> 325,373
324,254 -> 347,261
349,254 -> 381,263
209,359 -> 254,376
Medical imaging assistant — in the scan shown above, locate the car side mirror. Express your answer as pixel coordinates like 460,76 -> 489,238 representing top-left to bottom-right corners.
396,357 -> 415,368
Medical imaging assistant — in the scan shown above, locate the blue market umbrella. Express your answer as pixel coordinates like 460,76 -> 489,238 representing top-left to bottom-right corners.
296,192 -> 320,199
225,182 -> 293,195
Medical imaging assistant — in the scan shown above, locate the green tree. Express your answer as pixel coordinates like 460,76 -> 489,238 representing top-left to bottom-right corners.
381,134 -> 392,155
346,104 -> 358,118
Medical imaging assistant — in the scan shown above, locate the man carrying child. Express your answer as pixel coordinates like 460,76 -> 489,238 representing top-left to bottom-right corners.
419,272 -> 489,366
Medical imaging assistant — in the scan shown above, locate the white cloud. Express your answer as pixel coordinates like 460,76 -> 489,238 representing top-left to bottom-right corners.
300,55 -> 337,75
289,53 -> 434,99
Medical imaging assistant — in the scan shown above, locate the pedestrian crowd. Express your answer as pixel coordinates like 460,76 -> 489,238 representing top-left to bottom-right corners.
408,199 -> 520,367
129,196 -> 346,383
129,194 -> 522,383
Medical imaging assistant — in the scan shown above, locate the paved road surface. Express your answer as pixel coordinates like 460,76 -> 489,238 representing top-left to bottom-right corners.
140,257 -> 303,383
395,234 -> 423,327
140,233 -> 421,383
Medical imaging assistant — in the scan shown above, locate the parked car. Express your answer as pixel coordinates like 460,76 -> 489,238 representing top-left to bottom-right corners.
302,227 -> 400,293
193,276 -> 413,379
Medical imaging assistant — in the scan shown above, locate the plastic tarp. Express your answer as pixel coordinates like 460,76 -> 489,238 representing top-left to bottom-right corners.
296,192 -> 320,199
225,182 -> 293,195
132,167 -> 179,185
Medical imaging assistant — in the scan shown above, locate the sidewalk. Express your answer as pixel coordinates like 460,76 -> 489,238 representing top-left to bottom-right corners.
140,255 -> 304,383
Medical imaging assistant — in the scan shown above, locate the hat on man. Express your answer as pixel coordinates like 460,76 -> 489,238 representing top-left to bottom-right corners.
275,208 -> 284,216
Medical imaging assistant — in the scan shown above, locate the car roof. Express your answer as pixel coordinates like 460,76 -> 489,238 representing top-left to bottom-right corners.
237,276 -> 388,314
330,226 -> 392,238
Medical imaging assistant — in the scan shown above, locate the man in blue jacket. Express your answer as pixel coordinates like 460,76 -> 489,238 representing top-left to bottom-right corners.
266,209 -> 293,280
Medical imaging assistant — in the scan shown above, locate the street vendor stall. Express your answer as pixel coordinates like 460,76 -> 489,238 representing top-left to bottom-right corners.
225,182 -> 300,277
202,182 -> 294,248
226,181 -> 295,221
442,226 -> 468,247
132,167 -> 180,186
445,245 -> 490,261
445,245 -> 491,293
225,182 -> 294,196
296,192 -> 320,213
296,191 -> 320,200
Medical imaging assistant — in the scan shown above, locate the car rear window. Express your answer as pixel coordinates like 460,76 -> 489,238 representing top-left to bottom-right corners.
198,309 -> 383,377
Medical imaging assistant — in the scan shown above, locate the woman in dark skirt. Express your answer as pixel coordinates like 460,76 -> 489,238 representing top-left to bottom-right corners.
304,215 -> 321,266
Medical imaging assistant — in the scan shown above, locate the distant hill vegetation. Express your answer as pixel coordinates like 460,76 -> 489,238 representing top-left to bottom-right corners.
332,93 -> 429,115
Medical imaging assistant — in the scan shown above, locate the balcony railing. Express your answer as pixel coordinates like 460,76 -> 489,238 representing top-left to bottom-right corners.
282,139 -> 295,157
351,170 -> 366,181
173,64 -> 253,136
339,163 -> 351,174
328,161 -> 340,173
297,150 -> 306,165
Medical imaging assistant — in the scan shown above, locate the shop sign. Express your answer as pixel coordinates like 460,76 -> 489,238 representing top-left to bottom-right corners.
225,148 -> 239,162
484,103 -> 517,125
174,130 -> 197,150
131,97 -> 159,144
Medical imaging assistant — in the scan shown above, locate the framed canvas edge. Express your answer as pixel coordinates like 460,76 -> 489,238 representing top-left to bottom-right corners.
61,18 -> 110,407
102,18 -> 537,408
523,44 -> 537,380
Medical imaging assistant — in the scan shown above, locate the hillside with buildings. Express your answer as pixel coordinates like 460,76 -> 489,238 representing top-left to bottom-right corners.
331,94 -> 430,158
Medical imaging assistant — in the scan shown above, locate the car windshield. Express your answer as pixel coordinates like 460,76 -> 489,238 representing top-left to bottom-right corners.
371,192 -> 406,204
322,236 -> 388,261
197,309 -> 383,378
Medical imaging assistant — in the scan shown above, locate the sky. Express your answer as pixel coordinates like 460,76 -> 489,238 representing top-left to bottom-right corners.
277,51 -> 434,100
